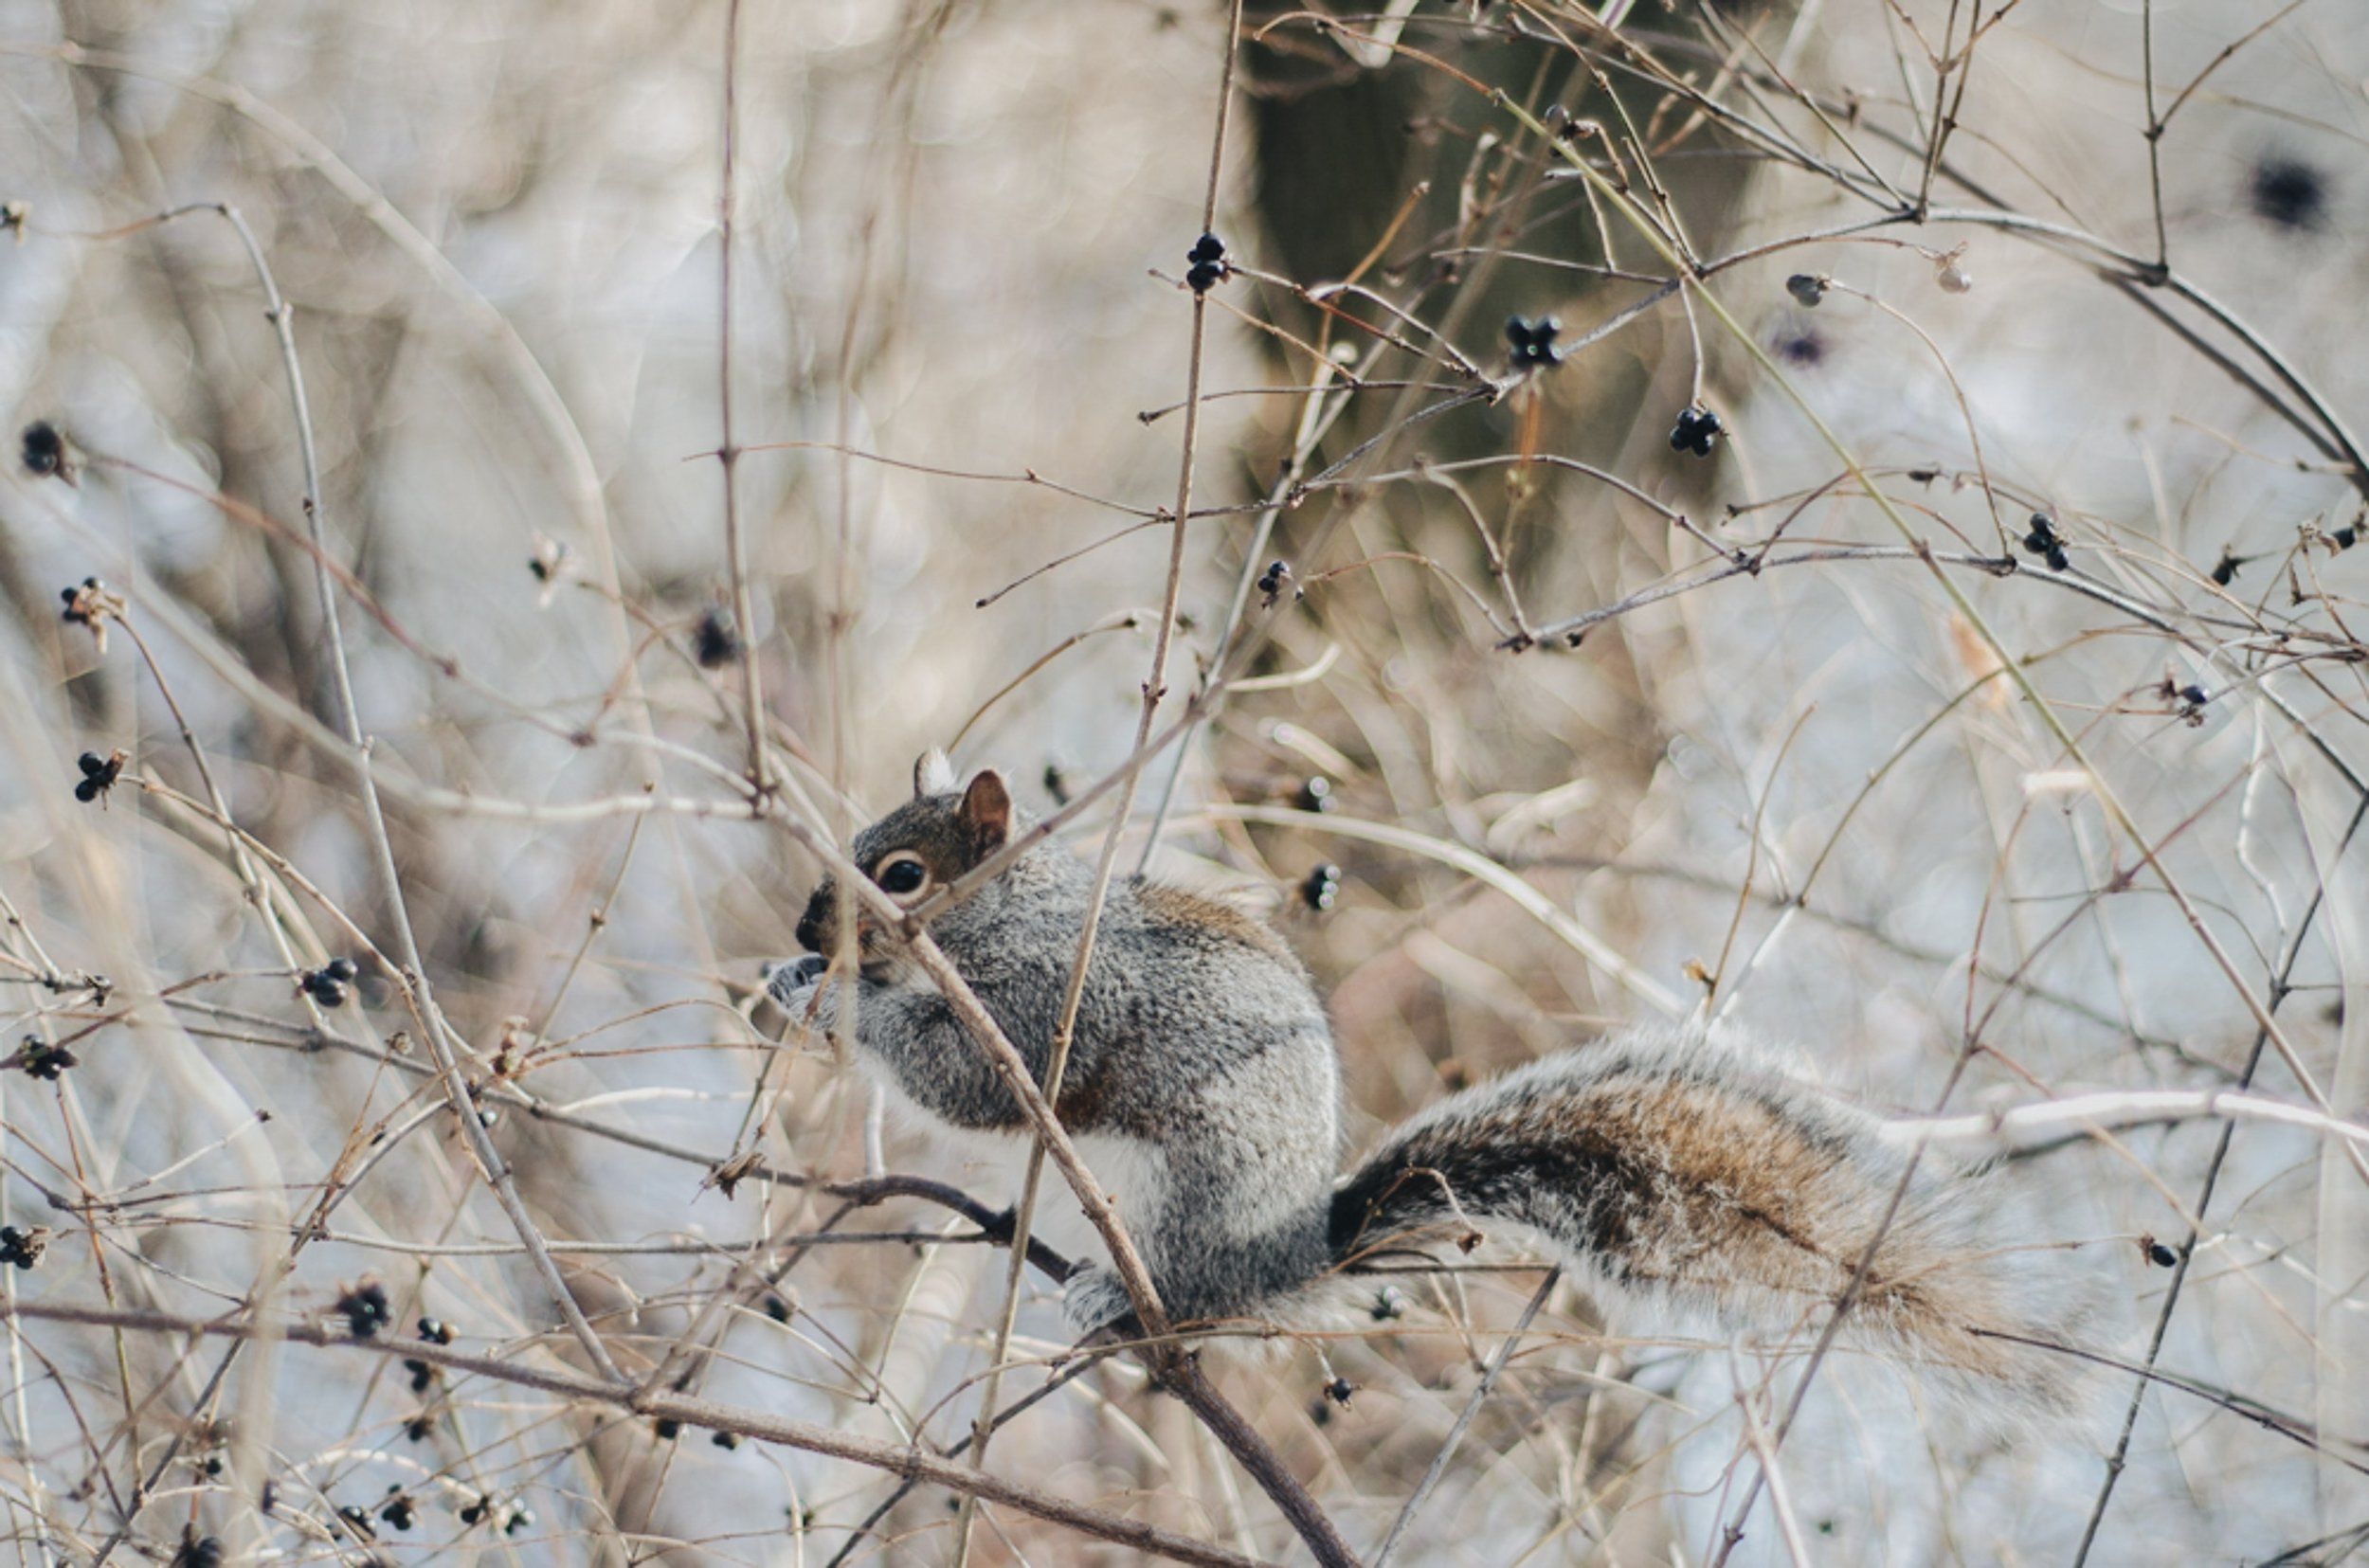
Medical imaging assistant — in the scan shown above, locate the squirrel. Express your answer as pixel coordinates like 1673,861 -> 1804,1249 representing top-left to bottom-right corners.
770,758 -> 2092,1411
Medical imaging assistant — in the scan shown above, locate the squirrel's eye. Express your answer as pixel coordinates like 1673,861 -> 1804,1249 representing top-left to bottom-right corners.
876,856 -> 928,895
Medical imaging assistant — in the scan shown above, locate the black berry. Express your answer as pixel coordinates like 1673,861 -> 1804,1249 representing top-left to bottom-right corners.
1668,406 -> 1724,457
2249,153 -> 2329,233
1295,777 -> 1333,814
1505,314 -> 1563,369
14,1037 -> 77,1081
1785,273 -> 1828,307
21,421 -> 67,479
71,749 -> 122,805
695,605 -> 743,668
335,1281 -> 392,1339
1301,864 -> 1342,912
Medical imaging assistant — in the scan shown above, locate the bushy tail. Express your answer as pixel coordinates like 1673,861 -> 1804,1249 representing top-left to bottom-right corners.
1326,1027 -> 2095,1413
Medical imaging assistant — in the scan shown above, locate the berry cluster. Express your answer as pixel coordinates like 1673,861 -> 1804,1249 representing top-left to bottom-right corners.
1295,776 -> 1333,814
336,1279 -> 392,1339
1301,863 -> 1342,912
402,1319 -> 452,1393
1504,314 -> 1563,369
336,1504 -> 376,1541
72,749 -> 123,804
380,1490 -> 418,1531
2022,514 -> 2070,571
1785,273 -> 1828,307
1257,558 -> 1293,605
0,1226 -> 46,1270
695,604 -> 743,668
13,1037 -> 78,1081
172,1528 -> 224,1568
1186,231 -> 1227,294
1669,405 -> 1725,457
300,956 -> 359,1009
464,1500 -> 533,1536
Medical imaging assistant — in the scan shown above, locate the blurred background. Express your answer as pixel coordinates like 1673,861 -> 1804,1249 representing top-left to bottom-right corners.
2,0 -> 2365,1561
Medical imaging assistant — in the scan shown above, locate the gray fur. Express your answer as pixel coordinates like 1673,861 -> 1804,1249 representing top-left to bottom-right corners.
775,780 -> 2093,1409
776,780 -> 1340,1331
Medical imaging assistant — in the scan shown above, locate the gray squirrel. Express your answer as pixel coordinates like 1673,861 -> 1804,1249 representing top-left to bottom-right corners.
771,760 -> 2092,1409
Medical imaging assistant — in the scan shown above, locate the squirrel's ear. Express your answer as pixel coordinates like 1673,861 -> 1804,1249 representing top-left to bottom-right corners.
957,769 -> 1012,847
913,748 -> 957,798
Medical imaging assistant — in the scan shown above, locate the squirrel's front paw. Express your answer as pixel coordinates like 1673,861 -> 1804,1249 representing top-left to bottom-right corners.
1060,1266 -> 1138,1340
765,955 -> 829,1020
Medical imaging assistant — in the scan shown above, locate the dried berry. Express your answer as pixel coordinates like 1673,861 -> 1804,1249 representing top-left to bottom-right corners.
695,604 -> 743,668
1295,777 -> 1333,814
655,1416 -> 681,1440
418,1316 -> 454,1344
73,749 -> 124,805
21,421 -> 76,486
1257,559 -> 1293,605
2249,153 -> 2328,233
300,960 -> 358,1008
336,1504 -> 376,1540
1668,406 -> 1724,457
2146,1238 -> 2179,1269
335,1280 -> 392,1339
171,1528 -> 224,1568
0,1226 -> 47,1271
404,1357 -> 433,1394
380,1494 -> 417,1531
2021,514 -> 2071,570
1301,863 -> 1342,912
712,1430 -> 742,1450
1935,244 -> 1973,294
1504,314 -> 1563,369
1186,232 -> 1227,294
1784,273 -> 1828,307
2211,550 -> 2242,587
405,1416 -> 431,1442
1369,1284 -> 1406,1322
13,1037 -> 77,1081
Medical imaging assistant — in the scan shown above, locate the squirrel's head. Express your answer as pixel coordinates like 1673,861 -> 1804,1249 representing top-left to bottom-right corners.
794,752 -> 1015,974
